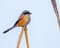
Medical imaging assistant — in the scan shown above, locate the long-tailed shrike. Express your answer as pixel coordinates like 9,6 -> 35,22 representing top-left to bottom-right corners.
3,10 -> 31,33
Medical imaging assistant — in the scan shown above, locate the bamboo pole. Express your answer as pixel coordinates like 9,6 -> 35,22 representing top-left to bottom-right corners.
16,28 -> 23,48
16,26 -> 30,48
24,26 -> 29,48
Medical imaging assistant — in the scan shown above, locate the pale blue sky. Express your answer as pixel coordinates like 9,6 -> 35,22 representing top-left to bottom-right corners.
0,0 -> 60,48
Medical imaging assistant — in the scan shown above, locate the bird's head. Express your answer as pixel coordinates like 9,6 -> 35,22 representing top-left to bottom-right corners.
22,10 -> 32,16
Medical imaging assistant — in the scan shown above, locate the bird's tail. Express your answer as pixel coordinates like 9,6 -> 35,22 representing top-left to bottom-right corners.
3,26 -> 15,33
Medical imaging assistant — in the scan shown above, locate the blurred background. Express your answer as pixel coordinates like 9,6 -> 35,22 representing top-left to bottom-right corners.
0,0 -> 60,48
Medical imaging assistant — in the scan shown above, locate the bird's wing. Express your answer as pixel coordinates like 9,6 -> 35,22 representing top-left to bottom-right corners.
14,15 -> 23,27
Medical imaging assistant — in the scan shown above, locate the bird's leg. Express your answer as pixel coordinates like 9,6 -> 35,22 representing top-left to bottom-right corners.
51,0 -> 60,29
24,26 -> 29,48
16,28 -> 23,48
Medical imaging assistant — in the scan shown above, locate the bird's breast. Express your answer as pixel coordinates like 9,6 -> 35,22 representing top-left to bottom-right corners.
16,15 -> 30,27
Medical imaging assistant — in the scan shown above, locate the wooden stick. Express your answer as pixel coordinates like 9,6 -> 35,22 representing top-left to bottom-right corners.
51,0 -> 60,28
24,26 -> 29,48
16,28 -> 23,48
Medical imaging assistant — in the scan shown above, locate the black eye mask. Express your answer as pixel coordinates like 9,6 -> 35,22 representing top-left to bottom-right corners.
24,12 -> 30,14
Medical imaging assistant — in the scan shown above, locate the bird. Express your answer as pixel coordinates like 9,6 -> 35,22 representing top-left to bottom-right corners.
3,10 -> 31,33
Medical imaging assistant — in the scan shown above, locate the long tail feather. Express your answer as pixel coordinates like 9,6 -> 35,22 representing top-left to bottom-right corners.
3,26 -> 15,33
